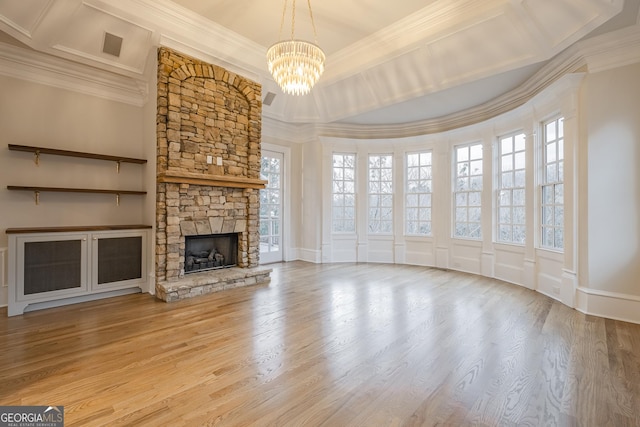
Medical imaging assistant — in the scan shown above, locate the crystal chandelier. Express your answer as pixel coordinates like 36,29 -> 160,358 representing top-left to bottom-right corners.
267,0 -> 325,96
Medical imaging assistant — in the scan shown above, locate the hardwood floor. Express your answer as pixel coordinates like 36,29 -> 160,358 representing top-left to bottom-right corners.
1,261 -> 640,426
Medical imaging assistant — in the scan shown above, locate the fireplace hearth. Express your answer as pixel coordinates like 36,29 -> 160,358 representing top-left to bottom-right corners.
185,233 -> 237,273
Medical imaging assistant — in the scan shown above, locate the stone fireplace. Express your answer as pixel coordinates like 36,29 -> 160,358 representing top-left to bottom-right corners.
154,48 -> 271,302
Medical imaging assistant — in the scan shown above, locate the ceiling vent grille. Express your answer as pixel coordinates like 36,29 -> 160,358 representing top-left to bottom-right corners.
263,92 -> 276,106
102,32 -> 123,57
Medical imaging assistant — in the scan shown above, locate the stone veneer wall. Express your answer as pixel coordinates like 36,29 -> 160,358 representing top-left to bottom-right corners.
155,47 -> 262,285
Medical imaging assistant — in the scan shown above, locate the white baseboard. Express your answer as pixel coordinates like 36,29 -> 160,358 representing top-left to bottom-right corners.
296,248 -> 322,263
0,247 -> 6,308
146,273 -> 156,295
576,287 -> 640,324
536,288 -> 562,304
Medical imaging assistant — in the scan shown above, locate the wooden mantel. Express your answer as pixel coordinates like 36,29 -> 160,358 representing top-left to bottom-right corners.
157,170 -> 267,189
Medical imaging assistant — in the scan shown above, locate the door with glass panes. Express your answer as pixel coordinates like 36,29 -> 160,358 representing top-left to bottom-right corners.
260,150 -> 283,263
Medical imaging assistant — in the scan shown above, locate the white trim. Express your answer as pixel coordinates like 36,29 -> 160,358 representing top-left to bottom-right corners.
316,49 -> 586,139
326,0 -> 507,83
260,144 -> 290,264
0,42 -> 147,106
0,247 -> 7,308
146,272 -> 156,295
49,0 -> 156,76
0,247 -> 6,288
576,287 -> 640,325
580,25 -> 640,73
23,287 -> 142,314
129,0 -> 265,70
297,249 -> 322,264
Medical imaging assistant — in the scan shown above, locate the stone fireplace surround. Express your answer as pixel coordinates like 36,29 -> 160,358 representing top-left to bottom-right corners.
155,48 -> 271,302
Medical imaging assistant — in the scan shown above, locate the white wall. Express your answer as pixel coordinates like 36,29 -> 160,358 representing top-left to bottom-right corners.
300,140 -> 323,262
582,62 -> 640,304
0,75 -> 149,305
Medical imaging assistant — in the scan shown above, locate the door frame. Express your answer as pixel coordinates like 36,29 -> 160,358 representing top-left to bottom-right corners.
260,143 -> 291,264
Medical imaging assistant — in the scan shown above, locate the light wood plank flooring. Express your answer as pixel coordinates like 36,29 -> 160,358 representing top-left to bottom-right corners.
1,261 -> 640,426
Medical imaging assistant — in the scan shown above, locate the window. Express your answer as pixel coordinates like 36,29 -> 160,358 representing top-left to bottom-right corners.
497,133 -> 526,244
405,151 -> 432,235
368,154 -> 393,233
454,143 -> 483,239
332,153 -> 356,233
541,117 -> 564,249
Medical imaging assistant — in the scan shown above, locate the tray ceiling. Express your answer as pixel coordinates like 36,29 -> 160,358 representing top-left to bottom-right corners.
0,0 -> 637,126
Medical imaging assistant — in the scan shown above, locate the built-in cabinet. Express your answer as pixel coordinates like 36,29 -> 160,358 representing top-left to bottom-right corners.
4,143 -> 151,315
7,225 -> 151,316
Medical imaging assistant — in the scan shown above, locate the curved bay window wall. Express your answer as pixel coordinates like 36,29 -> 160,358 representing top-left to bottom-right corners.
321,76 -> 582,308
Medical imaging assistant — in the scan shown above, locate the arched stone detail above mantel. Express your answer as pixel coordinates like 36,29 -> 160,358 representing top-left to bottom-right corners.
158,48 -> 261,180
169,63 -> 260,103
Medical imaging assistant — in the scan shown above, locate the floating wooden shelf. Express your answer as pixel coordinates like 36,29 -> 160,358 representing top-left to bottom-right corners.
7,186 -> 146,195
157,170 -> 267,189
6,224 -> 152,234
8,144 -> 147,171
7,186 -> 146,205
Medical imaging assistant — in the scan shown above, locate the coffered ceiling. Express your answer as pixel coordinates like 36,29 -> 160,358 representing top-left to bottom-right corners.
0,0 -> 638,127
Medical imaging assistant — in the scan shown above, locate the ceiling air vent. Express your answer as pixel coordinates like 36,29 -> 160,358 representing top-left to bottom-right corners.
102,32 -> 123,57
263,92 -> 276,106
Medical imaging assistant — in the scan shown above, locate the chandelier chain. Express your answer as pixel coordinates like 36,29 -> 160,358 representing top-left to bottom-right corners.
307,0 -> 318,44
291,0 -> 296,40
277,0 -> 288,41
277,0 -> 319,43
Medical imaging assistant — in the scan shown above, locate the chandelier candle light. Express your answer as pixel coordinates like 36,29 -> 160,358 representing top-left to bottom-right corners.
267,0 -> 325,96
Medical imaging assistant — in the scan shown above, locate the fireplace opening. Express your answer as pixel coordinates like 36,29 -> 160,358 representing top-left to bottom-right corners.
185,233 -> 238,274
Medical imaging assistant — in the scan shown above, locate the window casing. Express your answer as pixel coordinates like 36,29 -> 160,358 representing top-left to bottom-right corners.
259,154 -> 283,253
541,117 -> 564,250
454,143 -> 483,239
332,153 -> 356,233
497,133 -> 526,244
405,151 -> 433,236
368,154 -> 393,234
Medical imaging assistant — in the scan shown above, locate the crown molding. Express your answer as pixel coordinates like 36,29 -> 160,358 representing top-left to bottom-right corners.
262,117 -> 318,145
316,46 -> 588,139
266,22 -> 639,142
125,0 -> 267,76
579,24 -> 640,73
0,42 -> 147,106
